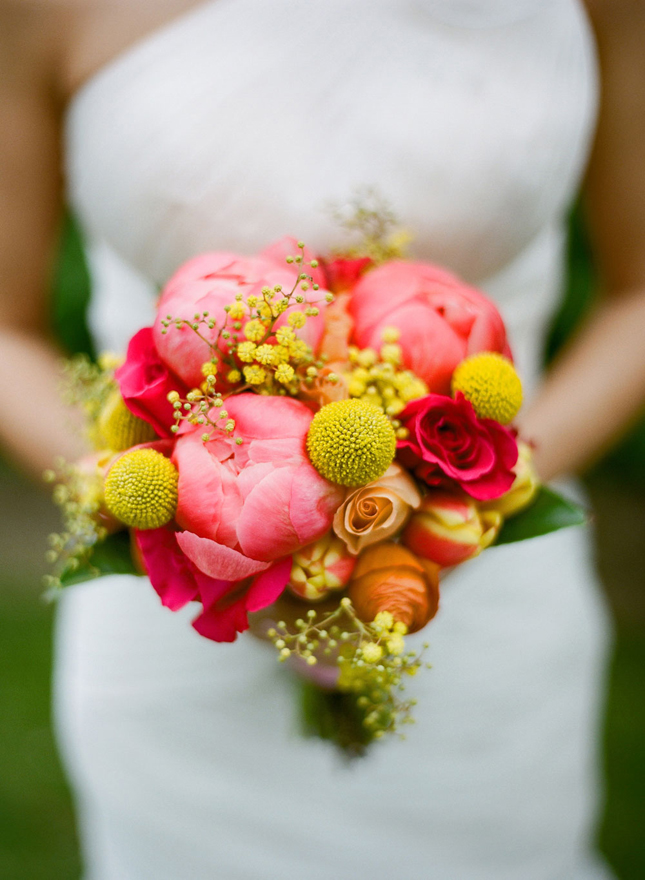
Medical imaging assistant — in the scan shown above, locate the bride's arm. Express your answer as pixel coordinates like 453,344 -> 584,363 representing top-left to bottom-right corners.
519,0 -> 645,481
0,3 -> 87,477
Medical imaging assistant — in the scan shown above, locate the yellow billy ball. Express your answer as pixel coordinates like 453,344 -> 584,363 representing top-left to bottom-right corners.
306,399 -> 396,487
98,390 -> 156,451
104,448 -> 178,530
452,352 -> 522,425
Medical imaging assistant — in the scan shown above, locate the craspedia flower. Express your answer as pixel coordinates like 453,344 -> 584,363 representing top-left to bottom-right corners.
451,352 -> 522,424
98,390 -> 156,451
104,449 -> 178,529
307,399 -> 396,487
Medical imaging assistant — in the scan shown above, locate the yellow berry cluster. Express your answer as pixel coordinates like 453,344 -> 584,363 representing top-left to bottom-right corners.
161,242 -> 334,403
345,328 -> 427,430
268,599 -> 428,745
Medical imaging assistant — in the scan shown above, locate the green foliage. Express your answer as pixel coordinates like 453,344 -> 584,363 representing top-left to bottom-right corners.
49,212 -> 94,358
59,530 -> 139,587
298,679 -> 374,759
496,487 -> 587,545
0,586 -> 81,879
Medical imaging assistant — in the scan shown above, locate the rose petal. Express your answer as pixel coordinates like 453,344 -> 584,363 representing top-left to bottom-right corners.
115,327 -> 187,437
246,556 -> 292,613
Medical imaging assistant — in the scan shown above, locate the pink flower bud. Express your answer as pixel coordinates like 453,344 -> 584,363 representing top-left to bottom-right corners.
402,491 -> 502,568
288,533 -> 356,602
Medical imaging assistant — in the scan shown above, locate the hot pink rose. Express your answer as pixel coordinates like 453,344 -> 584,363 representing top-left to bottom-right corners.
398,392 -> 518,501
152,238 -> 330,388
115,327 -> 188,437
349,260 -> 510,393
172,394 -> 344,582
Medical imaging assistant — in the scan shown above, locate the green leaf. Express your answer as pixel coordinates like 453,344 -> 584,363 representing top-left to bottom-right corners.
495,486 -> 587,545
60,531 -> 139,587
297,679 -> 374,760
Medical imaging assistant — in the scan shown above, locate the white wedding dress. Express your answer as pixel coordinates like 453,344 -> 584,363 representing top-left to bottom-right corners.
55,1 -> 615,878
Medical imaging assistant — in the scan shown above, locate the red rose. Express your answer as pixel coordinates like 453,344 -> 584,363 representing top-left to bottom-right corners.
397,392 -> 518,501
321,256 -> 373,293
115,327 -> 188,438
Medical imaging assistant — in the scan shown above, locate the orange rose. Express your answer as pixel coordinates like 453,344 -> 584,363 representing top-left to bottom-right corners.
348,543 -> 440,633
318,291 -> 354,363
299,365 -> 349,410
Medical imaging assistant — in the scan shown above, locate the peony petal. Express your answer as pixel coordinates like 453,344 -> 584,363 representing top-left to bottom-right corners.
246,556 -> 292,613
135,527 -> 200,611
192,595 -> 250,643
176,531 -> 271,580
173,432 -> 242,546
236,466 -> 302,561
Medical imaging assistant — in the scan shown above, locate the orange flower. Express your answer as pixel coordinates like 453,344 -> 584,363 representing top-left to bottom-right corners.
318,292 -> 354,364
299,365 -> 349,410
348,543 -> 440,633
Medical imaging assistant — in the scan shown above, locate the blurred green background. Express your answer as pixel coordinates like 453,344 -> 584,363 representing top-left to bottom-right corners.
0,207 -> 644,879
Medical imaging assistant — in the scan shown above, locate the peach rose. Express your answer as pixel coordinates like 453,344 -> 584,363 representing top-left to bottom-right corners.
348,543 -> 440,633
333,463 -> 421,555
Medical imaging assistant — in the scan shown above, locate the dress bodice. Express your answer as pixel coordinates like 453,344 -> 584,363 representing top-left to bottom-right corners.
64,0 -> 598,394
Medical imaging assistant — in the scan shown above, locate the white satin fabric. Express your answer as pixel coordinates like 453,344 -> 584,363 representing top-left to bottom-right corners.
57,2 -> 615,878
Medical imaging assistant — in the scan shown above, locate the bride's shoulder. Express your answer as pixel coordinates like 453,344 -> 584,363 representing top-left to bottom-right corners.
0,0 -> 203,100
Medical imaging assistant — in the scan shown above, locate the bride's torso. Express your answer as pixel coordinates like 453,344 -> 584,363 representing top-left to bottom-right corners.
55,10 -> 616,878
64,0 -> 597,397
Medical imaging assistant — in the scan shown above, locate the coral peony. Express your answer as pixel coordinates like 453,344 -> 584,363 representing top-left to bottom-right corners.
349,260 -> 510,393
172,394 -> 344,582
398,392 -> 518,501
402,491 -> 502,568
348,543 -> 440,633
333,463 -> 421,555
152,239 -> 330,388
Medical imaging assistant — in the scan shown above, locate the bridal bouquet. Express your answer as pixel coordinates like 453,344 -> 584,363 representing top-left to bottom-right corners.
47,224 -> 584,754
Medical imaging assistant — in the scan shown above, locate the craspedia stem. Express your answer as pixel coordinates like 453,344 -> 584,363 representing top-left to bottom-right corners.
104,449 -> 178,530
306,399 -> 396,487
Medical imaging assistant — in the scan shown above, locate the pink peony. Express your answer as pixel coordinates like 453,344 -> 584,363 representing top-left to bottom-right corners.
349,260 -> 510,394
398,392 -> 518,501
172,394 -> 345,582
152,238 -> 330,388
115,327 -> 188,437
